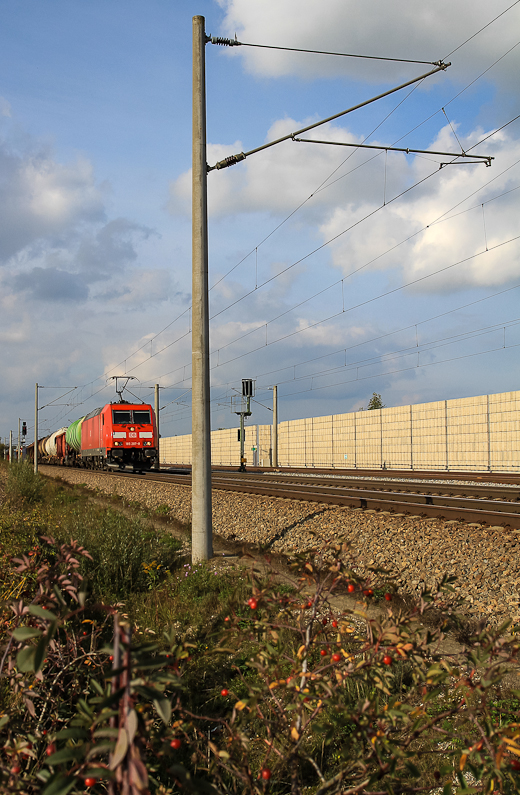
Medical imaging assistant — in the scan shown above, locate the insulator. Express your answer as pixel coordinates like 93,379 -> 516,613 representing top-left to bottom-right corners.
215,152 -> 246,170
211,36 -> 240,46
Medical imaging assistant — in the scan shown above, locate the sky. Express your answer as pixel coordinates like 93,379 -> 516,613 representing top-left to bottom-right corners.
1,0 -> 519,444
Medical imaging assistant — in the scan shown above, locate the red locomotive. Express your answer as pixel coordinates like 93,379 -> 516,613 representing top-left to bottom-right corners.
33,402 -> 158,472
77,403 -> 157,471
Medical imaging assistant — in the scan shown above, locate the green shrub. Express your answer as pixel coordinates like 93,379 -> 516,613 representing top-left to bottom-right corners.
3,541 -> 520,795
4,463 -> 45,506
131,560 -> 250,638
55,504 -> 182,601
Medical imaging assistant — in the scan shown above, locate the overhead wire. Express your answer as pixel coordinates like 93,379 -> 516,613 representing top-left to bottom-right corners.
443,0 -> 520,59
91,18 -> 520,388
224,38 -> 441,66
35,7 -> 520,431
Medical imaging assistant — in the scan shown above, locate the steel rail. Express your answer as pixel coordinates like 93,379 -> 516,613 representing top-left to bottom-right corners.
206,472 -> 520,502
110,469 -> 520,527
162,464 -> 520,485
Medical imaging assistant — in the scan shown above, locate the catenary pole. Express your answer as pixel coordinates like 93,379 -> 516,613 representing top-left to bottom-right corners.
9,430 -> 12,465
191,15 -> 213,562
34,383 -> 38,473
272,385 -> 278,468
154,383 -> 160,470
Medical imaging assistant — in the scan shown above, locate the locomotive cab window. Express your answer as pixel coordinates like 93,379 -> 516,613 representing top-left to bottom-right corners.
112,410 -> 132,425
133,410 -> 151,424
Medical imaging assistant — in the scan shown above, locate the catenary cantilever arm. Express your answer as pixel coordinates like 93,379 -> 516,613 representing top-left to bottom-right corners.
207,62 -> 450,172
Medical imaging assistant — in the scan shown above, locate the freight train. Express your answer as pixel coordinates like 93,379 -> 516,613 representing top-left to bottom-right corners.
30,402 -> 158,472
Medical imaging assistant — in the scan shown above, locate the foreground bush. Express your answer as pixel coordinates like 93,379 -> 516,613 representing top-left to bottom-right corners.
1,538 -> 520,794
4,464 -> 45,508
0,472 -> 183,605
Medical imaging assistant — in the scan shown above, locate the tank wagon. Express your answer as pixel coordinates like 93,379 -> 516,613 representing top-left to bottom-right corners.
34,402 -> 157,472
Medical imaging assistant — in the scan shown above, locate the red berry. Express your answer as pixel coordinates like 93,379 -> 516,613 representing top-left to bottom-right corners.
303,696 -> 310,702
221,688 -> 229,696
248,597 -> 258,610
384,593 -> 392,601
322,617 -> 328,625
46,744 -> 56,756
224,616 -> 230,622
364,589 -> 374,598
320,649 -> 327,657
109,655 -> 114,661
82,631 -> 88,636
170,738 -> 181,750
510,759 -> 520,770
84,778 -> 96,788
10,765 -> 21,775
382,655 -> 392,666
261,768 -> 271,780
347,584 -> 355,593
332,653 -> 341,663
332,620 -> 338,628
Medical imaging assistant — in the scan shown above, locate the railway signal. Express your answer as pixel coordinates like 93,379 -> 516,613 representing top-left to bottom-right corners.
232,379 -> 255,472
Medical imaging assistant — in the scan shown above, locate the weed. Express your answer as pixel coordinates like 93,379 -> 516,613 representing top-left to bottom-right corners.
4,463 -> 45,506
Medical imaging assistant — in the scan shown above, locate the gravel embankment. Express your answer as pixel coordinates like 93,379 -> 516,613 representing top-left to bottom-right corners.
40,467 -> 520,623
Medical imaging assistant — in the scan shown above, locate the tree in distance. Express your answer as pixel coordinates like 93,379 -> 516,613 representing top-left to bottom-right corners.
367,392 -> 385,410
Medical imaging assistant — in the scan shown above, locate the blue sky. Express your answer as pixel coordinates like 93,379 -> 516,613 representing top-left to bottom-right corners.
1,0 -> 519,443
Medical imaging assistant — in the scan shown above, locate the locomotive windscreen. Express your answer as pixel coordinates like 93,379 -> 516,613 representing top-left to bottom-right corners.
133,410 -> 151,424
112,409 -> 151,425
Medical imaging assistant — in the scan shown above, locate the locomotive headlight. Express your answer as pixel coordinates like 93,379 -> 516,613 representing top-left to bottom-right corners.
113,441 -> 122,446
143,440 -> 152,446
130,426 -> 135,432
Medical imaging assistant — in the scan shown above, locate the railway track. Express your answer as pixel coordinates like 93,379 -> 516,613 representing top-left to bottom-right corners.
110,468 -> 520,528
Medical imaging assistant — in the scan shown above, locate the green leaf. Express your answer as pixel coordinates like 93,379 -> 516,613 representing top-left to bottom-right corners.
91,709 -> 120,726
404,761 -> 421,778
133,684 -> 164,701
83,768 -> 114,780
93,728 -> 120,739
52,584 -> 67,607
90,679 -> 105,696
0,715 -> 9,730
127,708 -> 138,743
154,698 -> 171,725
42,774 -> 78,795
110,727 -> 128,769
34,633 -> 50,673
29,605 -> 58,621
87,743 -> 115,759
55,728 -> 89,740
46,746 -> 85,765
78,586 -> 87,608
16,645 -> 36,672
12,627 -> 43,641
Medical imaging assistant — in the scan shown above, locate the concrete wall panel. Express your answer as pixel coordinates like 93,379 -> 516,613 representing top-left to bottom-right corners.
160,390 -> 519,473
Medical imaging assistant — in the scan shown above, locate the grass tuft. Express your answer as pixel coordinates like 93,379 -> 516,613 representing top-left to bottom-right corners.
4,462 -> 45,506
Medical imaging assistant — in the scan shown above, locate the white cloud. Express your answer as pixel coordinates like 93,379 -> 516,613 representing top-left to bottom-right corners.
171,109 -> 520,292
321,125 -> 520,290
217,0 -> 520,91
97,268 -> 173,306
0,144 -> 105,263
170,118 -> 366,219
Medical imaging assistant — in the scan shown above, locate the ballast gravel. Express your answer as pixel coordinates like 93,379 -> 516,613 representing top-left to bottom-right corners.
40,466 -> 520,624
